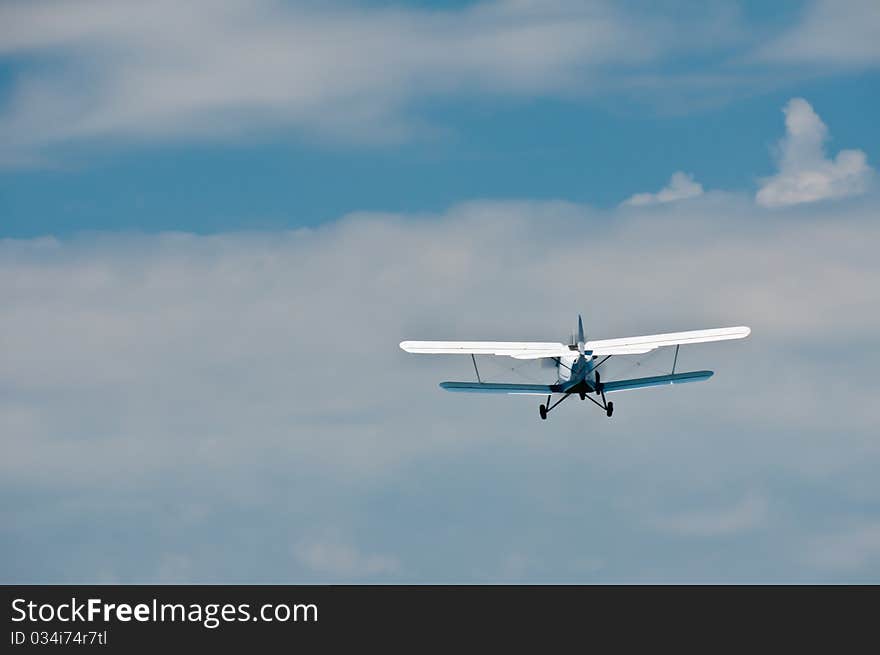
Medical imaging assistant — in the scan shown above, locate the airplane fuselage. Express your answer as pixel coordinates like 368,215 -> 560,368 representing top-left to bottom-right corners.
557,353 -> 599,394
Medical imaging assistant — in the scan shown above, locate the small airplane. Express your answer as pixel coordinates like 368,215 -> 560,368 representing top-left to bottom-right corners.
400,316 -> 750,420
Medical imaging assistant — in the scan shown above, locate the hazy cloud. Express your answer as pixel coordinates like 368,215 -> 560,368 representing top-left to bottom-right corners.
756,98 -> 873,207
623,171 -> 704,206
757,0 -> 880,68
652,494 -> 768,537
0,0 -> 674,157
805,523 -> 880,574
293,541 -> 401,578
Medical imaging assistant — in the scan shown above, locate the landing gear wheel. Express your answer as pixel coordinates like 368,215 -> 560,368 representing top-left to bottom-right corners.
595,372 -> 601,395
579,391 -> 586,400
539,404 -> 548,420
605,401 -> 614,418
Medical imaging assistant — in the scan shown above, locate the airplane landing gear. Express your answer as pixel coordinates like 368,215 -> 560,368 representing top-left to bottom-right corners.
539,393 -> 572,420
606,401 -> 614,418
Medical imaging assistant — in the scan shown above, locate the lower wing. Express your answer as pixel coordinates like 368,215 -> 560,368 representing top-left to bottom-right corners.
602,370 -> 713,393
439,371 -> 713,395
439,382 -> 559,395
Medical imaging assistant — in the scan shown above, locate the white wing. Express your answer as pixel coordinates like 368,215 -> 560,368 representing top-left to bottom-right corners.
400,326 -> 750,359
584,326 -> 751,355
399,341 -> 570,359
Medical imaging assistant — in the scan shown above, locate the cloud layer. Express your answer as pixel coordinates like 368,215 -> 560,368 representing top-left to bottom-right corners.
756,98 -> 874,207
3,195 -> 880,582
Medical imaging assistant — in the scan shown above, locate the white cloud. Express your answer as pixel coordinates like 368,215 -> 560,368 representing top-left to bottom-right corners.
756,98 -> 874,207
0,0 -> 673,157
293,541 -> 401,579
1,198 -> 879,489
2,197 -> 880,581
623,171 -> 704,206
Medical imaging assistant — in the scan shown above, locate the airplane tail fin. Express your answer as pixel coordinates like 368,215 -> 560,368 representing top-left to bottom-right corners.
577,314 -> 585,355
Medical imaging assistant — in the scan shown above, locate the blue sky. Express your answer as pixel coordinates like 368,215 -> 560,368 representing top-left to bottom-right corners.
2,1 -> 880,583
3,72 -> 879,237
2,0 -> 878,236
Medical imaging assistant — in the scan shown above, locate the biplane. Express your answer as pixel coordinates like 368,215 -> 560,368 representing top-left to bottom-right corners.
400,316 -> 750,419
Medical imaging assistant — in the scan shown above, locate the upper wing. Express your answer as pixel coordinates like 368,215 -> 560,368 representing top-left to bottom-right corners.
400,326 -> 750,359
584,326 -> 750,355
399,341 -> 570,360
